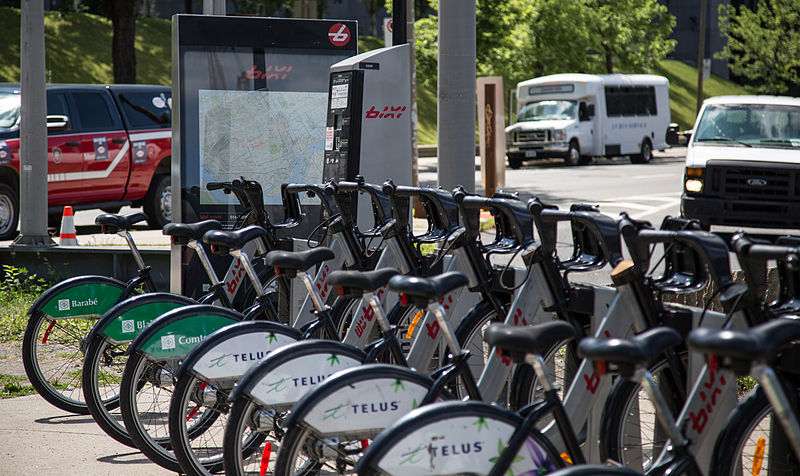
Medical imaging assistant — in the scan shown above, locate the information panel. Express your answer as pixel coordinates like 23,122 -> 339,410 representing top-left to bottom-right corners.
172,15 -> 357,294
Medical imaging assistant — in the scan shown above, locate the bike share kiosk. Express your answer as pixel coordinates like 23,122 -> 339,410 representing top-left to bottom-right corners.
171,15 -> 357,302
322,44 -> 413,228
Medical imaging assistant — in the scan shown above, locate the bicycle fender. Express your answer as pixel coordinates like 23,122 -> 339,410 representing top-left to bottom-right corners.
176,320 -> 302,381
29,275 -> 128,319
359,401 -> 557,476
86,292 -> 196,344
228,340 -> 366,407
125,304 -> 243,360
284,365 -> 435,436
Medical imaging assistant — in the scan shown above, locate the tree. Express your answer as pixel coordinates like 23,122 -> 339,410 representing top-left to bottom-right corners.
718,0 -> 800,94
107,0 -> 141,83
360,0 -> 383,36
588,0 -> 675,74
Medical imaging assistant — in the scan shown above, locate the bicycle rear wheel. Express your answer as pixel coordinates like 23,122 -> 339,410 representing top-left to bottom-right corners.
82,334 -> 132,446
223,398 -> 280,476
710,384 -> 800,476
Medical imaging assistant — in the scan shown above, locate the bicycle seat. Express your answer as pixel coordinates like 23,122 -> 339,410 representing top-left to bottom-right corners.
579,326 -> 682,374
483,321 -> 576,364
203,225 -> 267,254
327,268 -> 400,298
688,318 -> 800,366
95,212 -> 148,233
388,271 -> 468,307
265,247 -> 335,277
162,220 -> 221,245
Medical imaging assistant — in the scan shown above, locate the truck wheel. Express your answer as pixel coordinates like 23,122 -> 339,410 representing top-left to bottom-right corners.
507,154 -> 523,169
143,174 -> 171,229
564,140 -> 581,166
630,139 -> 653,164
0,183 -> 19,240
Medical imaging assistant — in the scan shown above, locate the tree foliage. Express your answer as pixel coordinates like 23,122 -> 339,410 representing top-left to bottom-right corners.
717,0 -> 800,95
413,0 -> 675,88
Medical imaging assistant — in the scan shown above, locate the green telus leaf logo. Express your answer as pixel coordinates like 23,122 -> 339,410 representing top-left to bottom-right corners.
474,416 -> 488,432
267,332 -> 278,343
391,379 -> 405,393
398,444 -> 424,466
489,438 -> 523,476
327,353 -> 340,366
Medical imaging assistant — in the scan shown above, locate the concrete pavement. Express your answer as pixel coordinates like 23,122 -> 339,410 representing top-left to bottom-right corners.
0,395 -> 170,475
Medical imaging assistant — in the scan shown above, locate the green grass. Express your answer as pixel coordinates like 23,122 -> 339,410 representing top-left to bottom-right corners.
0,8 -> 753,138
0,374 -> 36,398
654,59 -> 749,130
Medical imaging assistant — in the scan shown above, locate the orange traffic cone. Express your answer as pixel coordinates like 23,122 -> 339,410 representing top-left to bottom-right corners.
59,206 -> 78,246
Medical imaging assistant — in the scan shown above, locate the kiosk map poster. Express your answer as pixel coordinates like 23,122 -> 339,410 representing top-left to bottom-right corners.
174,15 -> 357,225
198,89 -> 327,206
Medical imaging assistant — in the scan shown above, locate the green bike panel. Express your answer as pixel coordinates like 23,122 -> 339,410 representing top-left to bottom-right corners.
41,284 -> 125,319
103,301 -> 188,344
141,315 -> 238,360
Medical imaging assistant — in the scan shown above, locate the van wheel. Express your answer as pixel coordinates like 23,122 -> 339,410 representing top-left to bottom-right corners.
143,174 -> 171,229
564,140 -> 581,166
508,154 -> 523,169
630,140 -> 653,164
0,183 -> 19,240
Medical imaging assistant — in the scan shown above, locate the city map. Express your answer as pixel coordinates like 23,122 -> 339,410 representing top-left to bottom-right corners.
198,89 -> 328,205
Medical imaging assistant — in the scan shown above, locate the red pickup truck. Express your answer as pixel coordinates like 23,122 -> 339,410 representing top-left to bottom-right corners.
0,83 -> 172,240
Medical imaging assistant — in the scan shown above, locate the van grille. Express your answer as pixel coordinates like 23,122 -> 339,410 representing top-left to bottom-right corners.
706,162 -> 800,201
515,130 -> 548,142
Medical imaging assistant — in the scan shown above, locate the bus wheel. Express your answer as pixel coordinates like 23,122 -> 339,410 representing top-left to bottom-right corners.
564,140 -> 581,166
630,139 -> 653,164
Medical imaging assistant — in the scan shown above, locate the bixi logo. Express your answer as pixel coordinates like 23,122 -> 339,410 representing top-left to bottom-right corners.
121,320 -> 135,333
328,23 -> 350,46
161,335 -> 176,350
58,299 -> 70,311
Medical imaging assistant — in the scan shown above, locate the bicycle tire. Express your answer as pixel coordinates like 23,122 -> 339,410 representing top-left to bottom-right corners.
710,383 -> 800,476
120,351 -> 191,472
356,400 -> 564,475
170,373 -> 241,475
452,296 -> 507,401
22,277 -> 129,414
599,351 -> 688,471
275,424 -> 365,476
222,397 -> 279,476
82,334 -> 133,446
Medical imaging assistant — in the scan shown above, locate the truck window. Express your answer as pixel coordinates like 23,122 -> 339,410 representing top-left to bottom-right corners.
0,92 -> 20,130
605,86 -> 657,117
47,93 -> 69,117
115,91 -> 171,130
517,100 -> 576,122
73,92 -> 116,131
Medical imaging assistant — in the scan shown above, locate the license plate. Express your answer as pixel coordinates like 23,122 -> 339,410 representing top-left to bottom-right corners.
524,150 -> 537,158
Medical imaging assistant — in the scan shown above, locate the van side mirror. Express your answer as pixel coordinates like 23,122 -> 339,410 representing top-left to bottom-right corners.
46,115 -> 70,132
666,123 -> 690,146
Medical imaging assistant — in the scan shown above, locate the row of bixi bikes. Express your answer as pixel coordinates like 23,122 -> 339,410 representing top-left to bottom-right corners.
20,176 -> 800,475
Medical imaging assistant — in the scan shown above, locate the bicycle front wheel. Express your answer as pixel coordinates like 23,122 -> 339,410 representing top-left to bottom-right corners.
120,352 -> 186,472
223,398 -> 279,476
82,334 -> 132,446
710,384 -> 800,476
22,311 -> 96,414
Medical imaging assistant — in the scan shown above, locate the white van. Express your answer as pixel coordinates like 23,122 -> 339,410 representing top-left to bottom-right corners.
505,73 -> 671,168
681,95 -> 800,230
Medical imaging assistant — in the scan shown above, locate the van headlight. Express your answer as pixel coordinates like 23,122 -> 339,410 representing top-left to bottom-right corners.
684,168 -> 704,193
553,129 -> 567,141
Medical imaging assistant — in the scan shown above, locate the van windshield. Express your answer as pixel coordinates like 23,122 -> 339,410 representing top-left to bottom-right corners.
694,103 -> 800,148
0,92 -> 20,130
517,100 -> 576,122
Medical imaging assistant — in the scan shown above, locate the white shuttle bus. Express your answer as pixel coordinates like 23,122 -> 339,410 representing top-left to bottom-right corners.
505,73 -> 671,168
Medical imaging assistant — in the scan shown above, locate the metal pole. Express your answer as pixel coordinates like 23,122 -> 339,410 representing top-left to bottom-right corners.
696,0 -> 708,115
392,0 -> 407,45
203,0 -> 225,15
437,0 -> 476,192
13,0 -> 55,247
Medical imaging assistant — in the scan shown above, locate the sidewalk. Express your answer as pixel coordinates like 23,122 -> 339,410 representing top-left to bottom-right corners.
0,395 -> 170,475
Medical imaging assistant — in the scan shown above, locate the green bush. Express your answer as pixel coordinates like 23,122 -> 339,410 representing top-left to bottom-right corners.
0,265 -> 49,342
